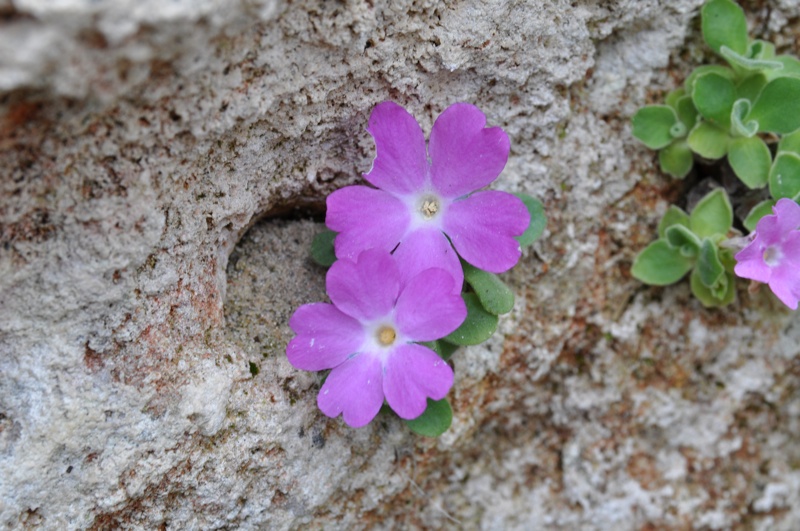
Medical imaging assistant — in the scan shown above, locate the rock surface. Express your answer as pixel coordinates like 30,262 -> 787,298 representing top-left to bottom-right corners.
1,0 -> 800,528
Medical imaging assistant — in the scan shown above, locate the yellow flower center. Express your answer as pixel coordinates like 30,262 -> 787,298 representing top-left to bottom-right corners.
420,196 -> 440,220
377,326 -> 397,346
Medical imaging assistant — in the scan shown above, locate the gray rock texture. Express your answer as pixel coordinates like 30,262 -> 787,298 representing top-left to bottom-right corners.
2,0 -> 800,528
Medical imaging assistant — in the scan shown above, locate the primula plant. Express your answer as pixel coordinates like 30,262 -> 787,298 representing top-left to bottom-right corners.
287,102 -> 546,436
631,0 -> 800,309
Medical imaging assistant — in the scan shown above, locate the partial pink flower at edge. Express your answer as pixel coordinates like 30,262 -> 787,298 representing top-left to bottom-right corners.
285,249 -> 467,428
326,101 -> 530,292
734,198 -> 800,309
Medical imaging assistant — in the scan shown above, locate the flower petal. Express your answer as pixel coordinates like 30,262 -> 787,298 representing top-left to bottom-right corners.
443,190 -> 529,273
383,344 -> 453,420
286,303 -> 365,371
317,353 -> 384,428
326,185 -> 411,260
363,102 -> 428,195
395,269 -> 467,341
429,103 -> 510,199
769,264 -> 800,310
391,227 -> 463,294
772,198 -> 800,235
734,241 -> 772,283
326,249 -> 400,321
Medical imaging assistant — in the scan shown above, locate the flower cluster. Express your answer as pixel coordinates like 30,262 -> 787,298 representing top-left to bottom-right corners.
286,102 -> 545,433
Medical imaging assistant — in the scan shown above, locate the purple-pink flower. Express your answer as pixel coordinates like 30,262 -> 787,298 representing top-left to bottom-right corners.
286,249 -> 467,428
734,198 -> 800,310
326,102 -> 530,291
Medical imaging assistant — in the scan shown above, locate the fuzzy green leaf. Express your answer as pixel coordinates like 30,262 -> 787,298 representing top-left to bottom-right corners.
748,77 -> 800,134
690,268 -> 736,307
631,240 -> 693,286
778,129 -> 800,155
444,293 -> 499,346
665,88 -> 686,109
728,136 -> 771,189
463,263 -> 515,316
687,121 -> 729,160
730,99 -> 758,138
685,65 -> 736,94
513,193 -> 546,247
406,398 -> 452,437
310,230 -> 337,267
632,105 -> 679,149
767,55 -> 800,81
692,72 -> 736,128
659,140 -> 694,179
657,205 -> 690,239
689,188 -> 733,238
696,239 -> 725,288
720,46 -> 783,75
743,199 -> 776,232
769,152 -> 800,200
674,96 -> 699,131
735,75 -> 767,104
702,0 -> 748,56
665,224 -> 701,257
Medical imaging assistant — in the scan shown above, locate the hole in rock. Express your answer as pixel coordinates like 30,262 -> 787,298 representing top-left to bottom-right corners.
224,211 -> 329,373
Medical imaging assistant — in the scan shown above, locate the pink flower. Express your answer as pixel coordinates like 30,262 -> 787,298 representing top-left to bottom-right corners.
326,102 -> 530,291
735,198 -> 800,309
286,249 -> 467,428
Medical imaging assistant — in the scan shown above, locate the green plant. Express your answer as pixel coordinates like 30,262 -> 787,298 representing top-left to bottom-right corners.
631,0 -> 800,307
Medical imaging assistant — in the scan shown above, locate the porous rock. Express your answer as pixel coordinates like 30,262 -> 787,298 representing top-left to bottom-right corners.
1,0 -> 800,528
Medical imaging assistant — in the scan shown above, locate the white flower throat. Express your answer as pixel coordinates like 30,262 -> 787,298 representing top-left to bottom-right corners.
763,245 -> 782,267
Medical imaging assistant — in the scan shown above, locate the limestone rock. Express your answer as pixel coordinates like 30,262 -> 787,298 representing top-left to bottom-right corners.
2,0 -> 800,528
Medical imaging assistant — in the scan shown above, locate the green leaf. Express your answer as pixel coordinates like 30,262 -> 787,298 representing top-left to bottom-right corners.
513,193 -> 546,247
685,65 -> 736,94
720,46 -> 783,75
729,99 -> 758,138
748,77 -> 800,134
769,152 -> 800,200
631,240 -> 693,286
659,140 -> 694,179
436,340 -> 460,360
696,239 -> 725,288
735,74 -> 767,104
657,205 -> 690,239
690,268 -> 736,307
674,95 -> 699,131
665,88 -> 686,109
689,188 -> 733,238
778,129 -> 800,155
632,105 -> 680,149
444,293 -> 499,346
743,199 -> 776,231
728,136 -> 771,188
418,340 -> 458,360
665,224 -> 702,257
692,72 -> 736,128
463,263 -> 515,315
310,230 -> 337,267
702,0 -> 748,55
687,121 -> 729,159
405,398 -> 452,437
749,40 -> 776,61
767,55 -> 800,81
